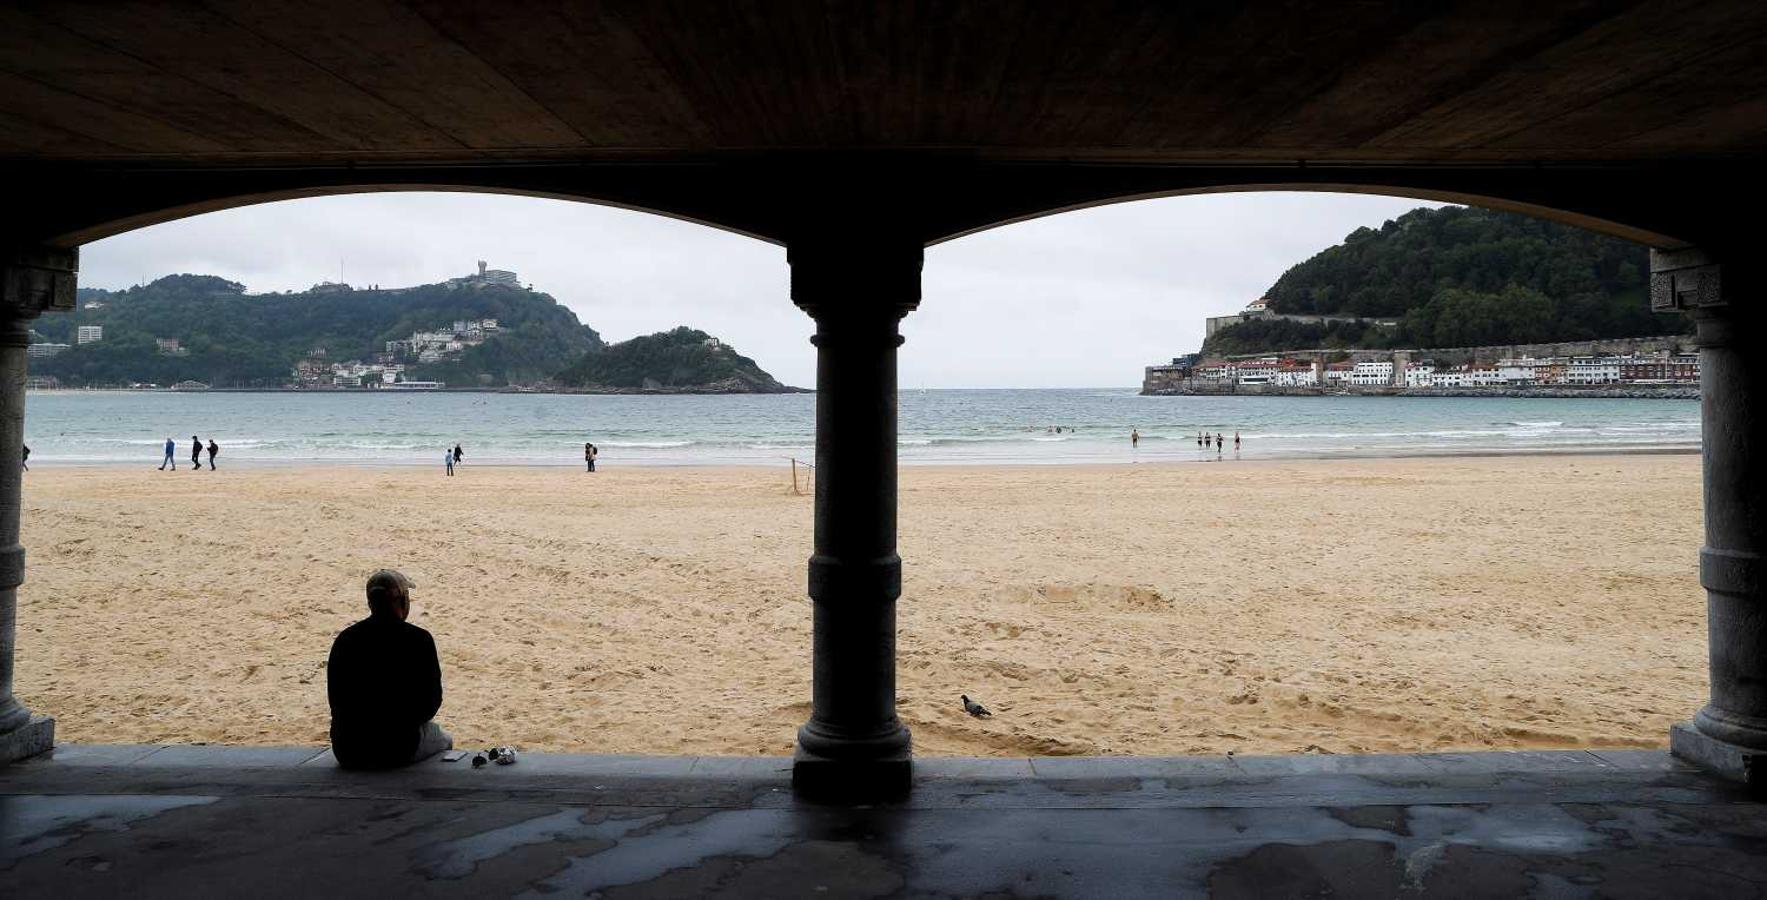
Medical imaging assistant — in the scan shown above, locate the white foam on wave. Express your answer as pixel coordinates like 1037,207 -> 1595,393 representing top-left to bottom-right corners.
599,440 -> 694,448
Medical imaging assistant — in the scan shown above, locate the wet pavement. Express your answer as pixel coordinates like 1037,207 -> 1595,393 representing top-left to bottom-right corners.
3,746 -> 1765,898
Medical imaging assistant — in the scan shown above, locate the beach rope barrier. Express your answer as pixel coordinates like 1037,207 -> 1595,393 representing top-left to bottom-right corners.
789,456 -> 815,495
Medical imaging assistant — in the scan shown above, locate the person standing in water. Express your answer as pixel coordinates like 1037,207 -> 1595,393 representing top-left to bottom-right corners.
1234,431 -> 1241,453
160,436 -> 177,471
189,435 -> 202,471
444,448 -> 455,477
1131,428 -> 1140,448
206,438 -> 218,470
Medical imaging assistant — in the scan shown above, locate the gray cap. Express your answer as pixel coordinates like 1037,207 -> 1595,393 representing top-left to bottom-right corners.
366,568 -> 416,598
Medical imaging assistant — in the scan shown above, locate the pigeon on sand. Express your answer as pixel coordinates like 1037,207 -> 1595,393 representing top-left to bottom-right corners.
962,695 -> 992,718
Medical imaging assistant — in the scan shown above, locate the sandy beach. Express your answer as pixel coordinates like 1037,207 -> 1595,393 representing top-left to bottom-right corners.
14,454 -> 1704,757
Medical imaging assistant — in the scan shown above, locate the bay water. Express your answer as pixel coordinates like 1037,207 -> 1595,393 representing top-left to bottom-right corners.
21,389 -> 1700,467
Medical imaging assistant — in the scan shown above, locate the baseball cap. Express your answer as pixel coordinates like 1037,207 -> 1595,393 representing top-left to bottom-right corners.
366,568 -> 416,597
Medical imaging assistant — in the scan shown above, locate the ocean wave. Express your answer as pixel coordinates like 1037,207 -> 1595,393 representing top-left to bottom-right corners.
598,440 -> 694,448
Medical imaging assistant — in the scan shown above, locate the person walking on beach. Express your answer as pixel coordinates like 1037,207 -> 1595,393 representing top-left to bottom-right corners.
584,442 -> 593,472
452,443 -> 463,467
160,436 -> 177,471
327,569 -> 452,769
189,435 -> 202,471
21,444 -> 27,471
1131,427 -> 1140,448
206,438 -> 218,470
444,448 -> 454,477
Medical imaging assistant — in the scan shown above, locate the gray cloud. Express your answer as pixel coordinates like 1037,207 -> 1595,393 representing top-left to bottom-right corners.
78,191 -> 1443,388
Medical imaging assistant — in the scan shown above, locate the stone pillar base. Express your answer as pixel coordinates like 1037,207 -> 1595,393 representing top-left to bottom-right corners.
792,745 -> 911,802
0,714 -> 53,765
1671,722 -> 1767,788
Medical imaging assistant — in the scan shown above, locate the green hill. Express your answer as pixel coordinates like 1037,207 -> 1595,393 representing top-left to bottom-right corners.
1203,206 -> 1681,355
554,327 -> 795,393
36,274 -> 602,388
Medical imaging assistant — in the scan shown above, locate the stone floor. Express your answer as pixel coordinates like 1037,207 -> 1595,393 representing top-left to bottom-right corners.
3,745 -> 1765,898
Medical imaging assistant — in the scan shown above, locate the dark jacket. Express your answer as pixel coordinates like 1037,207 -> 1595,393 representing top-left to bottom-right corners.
326,615 -> 443,768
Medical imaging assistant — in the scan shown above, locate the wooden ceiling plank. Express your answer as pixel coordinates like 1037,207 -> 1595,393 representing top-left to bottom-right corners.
0,67 -> 231,153
203,0 -> 587,151
1490,37 -> 1767,152
1248,1 -> 1623,149
0,108 -> 133,155
1369,1 -> 1767,151
0,6 -> 330,152
400,1 -> 712,148
23,0 -> 460,151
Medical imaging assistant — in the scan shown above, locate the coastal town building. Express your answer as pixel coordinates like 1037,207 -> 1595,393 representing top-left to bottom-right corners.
75,325 -> 102,344
1622,354 -> 1700,383
1146,347 -> 1701,394
26,342 -> 69,359
1349,360 -> 1395,386
1564,356 -> 1624,384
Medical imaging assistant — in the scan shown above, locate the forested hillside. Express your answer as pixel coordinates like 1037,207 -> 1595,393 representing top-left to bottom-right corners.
554,327 -> 794,393
1204,206 -> 1681,355
34,274 -> 602,387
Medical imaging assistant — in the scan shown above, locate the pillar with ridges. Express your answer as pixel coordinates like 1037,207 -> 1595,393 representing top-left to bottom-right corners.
787,233 -> 920,800
0,245 -> 75,764
1656,248 -> 1767,786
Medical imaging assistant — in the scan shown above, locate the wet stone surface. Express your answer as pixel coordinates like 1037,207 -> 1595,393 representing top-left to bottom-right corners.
2,748 -> 1765,898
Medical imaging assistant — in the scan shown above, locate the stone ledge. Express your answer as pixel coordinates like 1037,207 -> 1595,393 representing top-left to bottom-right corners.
0,714 -> 53,765
1672,721 -> 1767,788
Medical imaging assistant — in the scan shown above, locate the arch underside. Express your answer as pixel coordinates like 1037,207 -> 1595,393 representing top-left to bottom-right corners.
6,156 -> 1747,252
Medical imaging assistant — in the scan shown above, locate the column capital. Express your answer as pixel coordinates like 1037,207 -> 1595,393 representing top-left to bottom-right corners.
787,234 -> 923,322
2,245 -> 79,323
1649,247 -> 1722,313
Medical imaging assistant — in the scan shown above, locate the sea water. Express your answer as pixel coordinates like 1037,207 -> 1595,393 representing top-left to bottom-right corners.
21,389 -> 1700,467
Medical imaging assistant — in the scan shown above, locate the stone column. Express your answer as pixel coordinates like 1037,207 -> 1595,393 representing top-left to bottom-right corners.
0,245 -> 76,764
788,235 -> 920,799
1655,249 -> 1767,785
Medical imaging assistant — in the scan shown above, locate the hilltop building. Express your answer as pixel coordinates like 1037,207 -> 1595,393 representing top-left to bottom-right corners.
448,260 -> 520,290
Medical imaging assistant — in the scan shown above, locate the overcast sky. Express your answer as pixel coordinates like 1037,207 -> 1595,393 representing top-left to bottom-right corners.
79,191 -> 1445,388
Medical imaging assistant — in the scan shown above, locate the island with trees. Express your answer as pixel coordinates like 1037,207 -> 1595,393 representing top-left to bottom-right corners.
28,270 -> 798,393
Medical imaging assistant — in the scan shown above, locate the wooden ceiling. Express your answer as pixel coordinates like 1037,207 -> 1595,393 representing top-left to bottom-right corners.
2,0 -> 1764,166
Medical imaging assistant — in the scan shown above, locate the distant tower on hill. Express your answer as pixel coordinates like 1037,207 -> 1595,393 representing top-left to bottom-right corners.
478,260 -> 487,277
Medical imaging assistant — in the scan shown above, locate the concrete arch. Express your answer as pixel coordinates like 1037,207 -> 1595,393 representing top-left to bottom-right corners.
8,161 -> 798,251
928,182 -> 1689,250
47,182 -> 783,250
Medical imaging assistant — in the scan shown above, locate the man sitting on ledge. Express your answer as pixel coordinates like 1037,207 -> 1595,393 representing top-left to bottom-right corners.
327,569 -> 452,768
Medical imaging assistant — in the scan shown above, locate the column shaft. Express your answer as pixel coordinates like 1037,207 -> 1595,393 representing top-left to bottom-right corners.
1690,306 -> 1767,748
788,236 -> 920,798
0,319 -> 29,737
1657,248 -> 1767,785
0,244 -> 71,763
